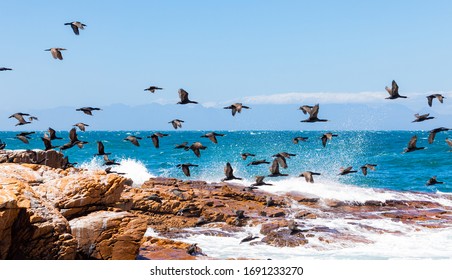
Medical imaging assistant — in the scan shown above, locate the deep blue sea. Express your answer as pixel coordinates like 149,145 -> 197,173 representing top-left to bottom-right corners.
1,130 -> 450,194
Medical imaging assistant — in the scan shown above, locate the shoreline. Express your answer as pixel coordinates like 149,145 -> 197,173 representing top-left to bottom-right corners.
1,150 -> 451,260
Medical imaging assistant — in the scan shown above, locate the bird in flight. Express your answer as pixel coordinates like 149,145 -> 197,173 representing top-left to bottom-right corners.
76,107 -> 101,116
45,48 -> 66,60
339,166 -> 358,175
0,67 -> 12,71
428,127 -> 450,144
223,103 -> 251,116
124,135 -> 142,146
169,119 -> 184,129
64,21 -> 86,35
73,123 -> 89,132
321,133 -> 338,147
404,135 -> 425,153
360,164 -> 377,176
9,112 -> 31,126
299,171 -> 321,183
412,113 -> 434,123
177,88 -> 198,104
222,162 -> 242,181
385,80 -> 407,99
148,132 -> 169,148
201,132 -> 225,144
300,104 -> 328,122
426,94 -> 445,107
144,86 -> 163,93
176,163 -> 198,177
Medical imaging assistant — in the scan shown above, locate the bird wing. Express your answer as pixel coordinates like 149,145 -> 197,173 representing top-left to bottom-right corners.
361,166 -> 368,176
343,166 -> 353,173
255,176 -> 265,184
300,105 -> 312,115
182,165 -> 190,176
310,104 -> 320,118
42,137 -> 51,150
321,135 -> 327,147
408,135 -> 418,148
437,95 -> 444,103
428,131 -> 436,144
446,138 -> 452,147
69,128 -> 78,143
151,135 -> 159,148
224,163 -> 233,177
131,137 -> 140,146
427,96 -> 433,107
179,89 -> 188,102
49,127 -> 56,139
269,159 -> 280,174
208,134 -> 218,144
17,135 -> 29,144
71,24 -> 80,35
56,49 -> 63,60
304,172 -> 313,183
392,80 -> 399,95
98,142 -> 105,154
276,156 -> 287,169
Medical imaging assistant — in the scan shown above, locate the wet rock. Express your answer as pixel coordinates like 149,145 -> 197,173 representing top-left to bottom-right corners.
262,229 -> 308,247
0,149 -> 67,169
138,237 -> 209,260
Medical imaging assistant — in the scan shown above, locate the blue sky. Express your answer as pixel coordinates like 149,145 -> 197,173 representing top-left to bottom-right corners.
1,1 -> 451,129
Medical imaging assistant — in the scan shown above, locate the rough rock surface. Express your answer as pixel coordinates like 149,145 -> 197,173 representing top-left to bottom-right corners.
70,211 -> 147,260
1,150 -> 452,260
0,149 -> 68,169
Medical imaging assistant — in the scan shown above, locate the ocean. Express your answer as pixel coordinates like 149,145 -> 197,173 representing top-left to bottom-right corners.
1,130 -> 450,193
1,130 -> 451,259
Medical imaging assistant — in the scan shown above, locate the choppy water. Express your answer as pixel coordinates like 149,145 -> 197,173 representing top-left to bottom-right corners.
1,130 -> 450,193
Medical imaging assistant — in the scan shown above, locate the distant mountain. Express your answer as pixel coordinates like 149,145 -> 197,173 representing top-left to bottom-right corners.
0,102 -> 450,131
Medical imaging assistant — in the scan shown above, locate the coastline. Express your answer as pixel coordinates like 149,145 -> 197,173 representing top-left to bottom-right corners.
1,149 -> 451,260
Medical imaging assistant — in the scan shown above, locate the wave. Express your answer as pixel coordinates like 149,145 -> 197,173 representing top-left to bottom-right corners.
239,177 -> 452,207
80,157 -> 154,186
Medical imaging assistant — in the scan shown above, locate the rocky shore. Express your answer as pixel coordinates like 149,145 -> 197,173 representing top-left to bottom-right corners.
1,150 -> 451,260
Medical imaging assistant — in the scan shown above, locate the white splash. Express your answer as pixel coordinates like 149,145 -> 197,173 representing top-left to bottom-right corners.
80,157 -> 154,186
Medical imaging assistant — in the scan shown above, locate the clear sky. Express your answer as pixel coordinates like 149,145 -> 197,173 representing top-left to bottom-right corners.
1,1 -> 451,129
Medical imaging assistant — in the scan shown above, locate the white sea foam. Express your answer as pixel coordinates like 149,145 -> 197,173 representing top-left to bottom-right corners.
149,218 -> 452,259
237,177 -> 452,207
80,157 -> 154,186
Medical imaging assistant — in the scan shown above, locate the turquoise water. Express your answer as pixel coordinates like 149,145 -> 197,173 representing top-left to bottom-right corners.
1,130 -> 451,193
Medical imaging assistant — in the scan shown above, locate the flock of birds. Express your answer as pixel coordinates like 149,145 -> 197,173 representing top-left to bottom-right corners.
1,22 -> 451,189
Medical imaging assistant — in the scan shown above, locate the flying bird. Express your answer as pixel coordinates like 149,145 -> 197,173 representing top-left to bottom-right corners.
428,127 -> 450,144
148,132 -> 169,148
299,171 -> 321,183
95,141 -> 111,156
223,103 -> 251,116
272,152 -> 296,169
222,162 -> 242,181
360,164 -> 377,176
41,137 -> 58,151
268,159 -> 288,177
0,67 -> 12,71
175,141 -> 189,149
103,155 -> 120,166
144,86 -> 163,93
293,136 -> 308,144
250,176 -> 273,187
64,21 -> 86,35
339,166 -> 358,175
247,159 -> 270,166
241,153 -> 255,160
73,123 -> 89,132
240,233 -> 259,244
105,167 -> 125,175
446,138 -> 452,150
404,135 -> 425,153
201,132 -> 225,144
176,163 -> 198,177
385,80 -> 407,99
189,142 -> 207,157
48,127 -> 62,140
300,104 -> 328,122
426,94 -> 445,107
169,119 -> 184,129
0,140 -> 6,150
9,112 -> 31,126
426,176 -> 444,186
16,134 -> 31,144
76,107 -> 101,116
177,88 -> 198,104
124,135 -> 142,146
412,113 -> 434,123
45,48 -> 66,60
321,132 -> 338,147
